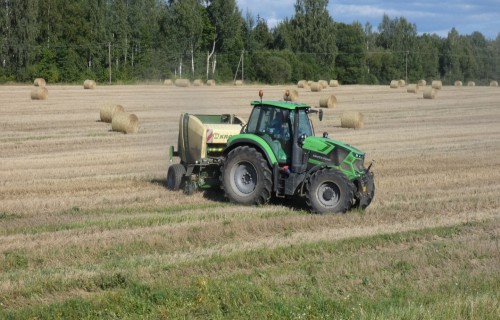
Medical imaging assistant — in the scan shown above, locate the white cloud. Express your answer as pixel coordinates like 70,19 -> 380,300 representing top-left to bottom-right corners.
331,4 -> 393,19
237,0 -> 294,28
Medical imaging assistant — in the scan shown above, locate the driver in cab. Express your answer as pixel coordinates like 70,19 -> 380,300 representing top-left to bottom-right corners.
269,111 -> 289,139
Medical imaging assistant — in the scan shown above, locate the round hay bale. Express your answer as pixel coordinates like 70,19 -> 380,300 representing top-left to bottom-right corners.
418,79 -> 427,86
83,79 -> 96,89
319,80 -> 328,89
30,87 -> 48,100
234,80 -> 243,86
175,79 -> 190,87
164,79 -> 173,86
407,84 -> 418,93
467,81 -> 475,87
206,79 -> 216,86
390,80 -> 399,88
398,79 -> 406,87
329,80 -> 339,87
423,87 -> 437,99
283,89 -> 299,102
454,80 -> 463,87
319,95 -> 337,108
193,79 -> 204,86
307,80 -> 313,86
111,113 -> 139,134
490,80 -> 498,87
341,112 -> 364,129
297,80 -> 308,88
310,82 -> 322,92
431,80 -> 442,89
34,78 -> 46,87
100,104 -> 125,123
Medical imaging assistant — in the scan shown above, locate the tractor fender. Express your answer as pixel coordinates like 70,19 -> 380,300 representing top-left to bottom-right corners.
223,137 -> 278,167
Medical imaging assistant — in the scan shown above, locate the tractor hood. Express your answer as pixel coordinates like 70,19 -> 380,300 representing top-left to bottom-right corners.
302,136 -> 365,170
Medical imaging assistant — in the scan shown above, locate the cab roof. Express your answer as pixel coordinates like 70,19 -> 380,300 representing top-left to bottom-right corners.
250,100 -> 310,110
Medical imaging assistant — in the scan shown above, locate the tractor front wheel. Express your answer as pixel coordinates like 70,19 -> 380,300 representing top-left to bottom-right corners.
306,168 -> 354,214
222,146 -> 272,205
166,164 -> 186,191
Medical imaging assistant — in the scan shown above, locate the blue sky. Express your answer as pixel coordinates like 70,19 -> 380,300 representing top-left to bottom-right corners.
236,0 -> 500,40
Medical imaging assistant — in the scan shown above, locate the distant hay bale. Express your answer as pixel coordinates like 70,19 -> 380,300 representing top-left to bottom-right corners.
193,79 -> 204,86
390,80 -> 399,88
100,104 -> 125,123
319,95 -> 337,108
398,79 -> 406,87
34,78 -> 46,87
418,79 -> 426,86
111,112 -> 139,134
30,87 -> 48,100
283,89 -> 299,101
164,79 -> 173,86
431,80 -> 442,89
467,81 -> 475,87
490,80 -> 498,87
454,80 -> 463,87
234,80 -> 243,86
329,80 -> 339,87
341,111 -> 364,129
319,80 -> 328,89
423,87 -> 437,99
307,80 -> 313,86
175,79 -> 190,87
297,80 -> 308,88
310,82 -> 322,92
206,79 -> 216,86
407,84 -> 418,93
83,79 -> 96,89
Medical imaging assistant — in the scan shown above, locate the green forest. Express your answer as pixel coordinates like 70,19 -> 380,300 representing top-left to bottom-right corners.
1,0 -> 499,85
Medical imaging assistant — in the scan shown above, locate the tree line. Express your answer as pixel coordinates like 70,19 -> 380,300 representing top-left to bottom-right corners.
1,0 -> 499,85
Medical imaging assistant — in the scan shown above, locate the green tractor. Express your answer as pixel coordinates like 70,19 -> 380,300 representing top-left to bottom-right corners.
168,92 -> 374,213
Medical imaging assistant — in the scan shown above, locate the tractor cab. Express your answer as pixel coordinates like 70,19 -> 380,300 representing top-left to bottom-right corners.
244,100 -> 317,170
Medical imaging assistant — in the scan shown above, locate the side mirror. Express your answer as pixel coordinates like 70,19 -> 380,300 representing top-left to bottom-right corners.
323,132 -> 329,139
319,109 -> 323,121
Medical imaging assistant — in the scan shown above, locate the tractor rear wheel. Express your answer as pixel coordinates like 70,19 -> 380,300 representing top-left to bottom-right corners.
306,168 -> 354,214
166,164 -> 186,191
222,146 -> 272,205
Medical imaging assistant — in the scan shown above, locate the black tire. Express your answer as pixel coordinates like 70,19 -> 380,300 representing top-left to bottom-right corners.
166,164 -> 186,191
306,168 -> 354,214
222,146 -> 272,205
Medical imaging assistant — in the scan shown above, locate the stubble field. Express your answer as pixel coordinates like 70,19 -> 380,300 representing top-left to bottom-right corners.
1,83 -> 499,318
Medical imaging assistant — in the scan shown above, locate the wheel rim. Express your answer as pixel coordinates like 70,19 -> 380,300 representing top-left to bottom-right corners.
317,182 -> 341,208
230,161 -> 257,196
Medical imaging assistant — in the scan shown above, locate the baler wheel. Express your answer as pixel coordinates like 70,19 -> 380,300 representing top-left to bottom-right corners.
166,164 -> 186,191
